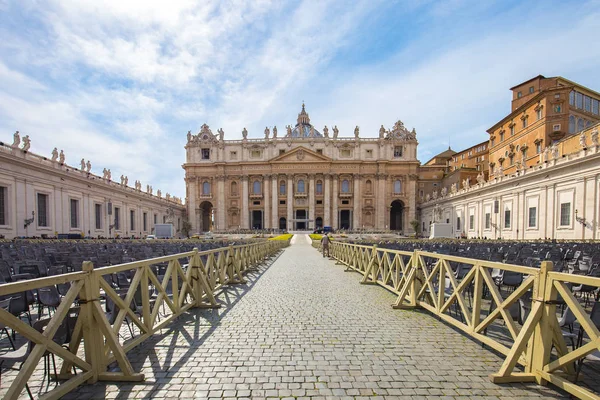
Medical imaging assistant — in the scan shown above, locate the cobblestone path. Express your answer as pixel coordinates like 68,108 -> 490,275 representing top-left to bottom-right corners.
65,235 -> 566,399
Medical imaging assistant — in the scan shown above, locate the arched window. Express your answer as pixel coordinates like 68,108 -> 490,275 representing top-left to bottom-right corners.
394,180 -> 401,193
365,180 -> 372,193
231,181 -> 238,195
577,118 -> 585,133
279,180 -> 286,195
341,179 -> 350,193
297,180 -> 305,193
316,180 -> 323,194
202,181 -> 211,195
569,115 -> 576,133
253,180 -> 261,194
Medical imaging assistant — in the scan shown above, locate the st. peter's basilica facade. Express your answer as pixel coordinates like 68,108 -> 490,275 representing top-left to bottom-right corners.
183,104 -> 419,232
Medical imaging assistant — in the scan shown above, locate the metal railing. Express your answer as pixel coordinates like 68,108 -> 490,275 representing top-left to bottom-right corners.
0,240 -> 288,399
329,241 -> 600,400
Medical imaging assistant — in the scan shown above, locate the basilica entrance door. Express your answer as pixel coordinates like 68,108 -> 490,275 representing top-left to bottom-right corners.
390,200 -> 404,231
295,209 -> 306,230
339,210 -> 351,230
251,210 -> 263,229
279,217 -> 286,230
199,201 -> 213,232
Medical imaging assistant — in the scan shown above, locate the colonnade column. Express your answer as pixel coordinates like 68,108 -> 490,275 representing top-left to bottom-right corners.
353,174 -> 361,230
272,175 -> 278,229
324,174 -> 331,226
217,176 -> 225,231
308,174 -> 315,230
332,175 -> 338,229
287,175 -> 293,230
263,176 -> 270,230
241,176 -> 249,229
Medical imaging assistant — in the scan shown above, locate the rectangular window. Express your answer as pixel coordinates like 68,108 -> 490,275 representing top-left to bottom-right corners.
569,91 -> 575,106
584,95 -> 592,112
522,118 -> 527,128
366,149 -> 373,158
592,98 -> 599,115
469,215 -> 474,230
340,149 -> 351,157
279,200 -> 286,205
576,92 -> 583,109
528,207 -> 537,228
114,207 -> 120,230
163,215 -> 166,224
130,210 -> 135,231
0,186 -> 6,225
553,124 -> 561,131
70,199 -> 79,228
154,213 -> 157,224
201,148 -> 210,160
143,212 -> 147,231
251,150 -> 261,158
37,193 -> 49,227
504,209 -> 511,229
341,200 -> 349,205
230,151 -> 237,160
393,146 -> 403,158
253,201 -> 260,205
510,125 -> 515,135
554,104 -> 562,113
456,217 -> 461,230
95,203 -> 102,230
316,200 -> 323,205
537,108 -> 542,120
529,86 -> 534,94
485,213 -> 491,229
279,149 -> 285,155
316,149 -> 323,155
517,91 -> 522,98
560,202 -> 571,226
536,142 -> 542,154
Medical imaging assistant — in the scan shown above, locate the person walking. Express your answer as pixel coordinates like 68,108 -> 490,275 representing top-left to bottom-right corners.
321,233 -> 330,258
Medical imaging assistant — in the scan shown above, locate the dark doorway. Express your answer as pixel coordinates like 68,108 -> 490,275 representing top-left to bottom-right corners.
252,210 -> 263,229
315,217 -> 323,228
279,217 -> 286,230
295,209 -> 306,230
390,200 -> 404,231
339,210 -> 351,230
199,201 -> 213,232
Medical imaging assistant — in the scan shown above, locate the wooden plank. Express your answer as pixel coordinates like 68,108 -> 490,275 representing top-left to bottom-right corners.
0,271 -> 87,297
38,371 -> 94,400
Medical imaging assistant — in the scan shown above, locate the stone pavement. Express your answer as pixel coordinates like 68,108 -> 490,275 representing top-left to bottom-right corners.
63,234 -> 567,399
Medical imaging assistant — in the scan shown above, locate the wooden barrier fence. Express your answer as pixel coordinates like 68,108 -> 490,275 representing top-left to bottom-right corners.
329,241 -> 600,400
0,240 -> 288,399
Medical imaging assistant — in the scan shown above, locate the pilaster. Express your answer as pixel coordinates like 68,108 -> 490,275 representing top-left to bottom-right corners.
308,174 -> 315,230
241,176 -> 249,229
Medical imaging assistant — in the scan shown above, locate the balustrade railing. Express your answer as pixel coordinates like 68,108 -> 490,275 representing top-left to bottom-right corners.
329,241 -> 600,400
0,240 -> 288,399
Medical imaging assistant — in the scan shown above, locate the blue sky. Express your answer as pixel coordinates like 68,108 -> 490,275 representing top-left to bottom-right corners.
1,0 -> 599,199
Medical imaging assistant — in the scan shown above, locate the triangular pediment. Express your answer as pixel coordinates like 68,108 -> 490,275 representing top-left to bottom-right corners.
270,146 -> 332,163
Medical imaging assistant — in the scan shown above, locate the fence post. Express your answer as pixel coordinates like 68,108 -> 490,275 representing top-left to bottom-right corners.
80,261 -> 104,383
528,260 -> 555,384
409,250 -> 423,307
191,247 -> 220,308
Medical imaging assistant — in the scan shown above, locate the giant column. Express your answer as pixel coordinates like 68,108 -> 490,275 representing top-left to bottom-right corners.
287,175 -> 293,230
308,174 -> 315,230
376,174 -> 386,230
217,175 -> 225,231
407,176 -> 416,234
241,176 -> 249,229
324,174 -> 331,226
332,175 -> 338,229
187,178 -> 197,234
353,174 -> 361,230
263,175 -> 270,229
271,175 -> 278,229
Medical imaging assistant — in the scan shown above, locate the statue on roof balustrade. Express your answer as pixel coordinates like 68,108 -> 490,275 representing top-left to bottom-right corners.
22,135 -> 30,151
81,158 -> 85,170
12,131 -> 20,148
323,125 -> 329,138
59,150 -> 65,164
354,126 -> 359,138
218,128 -> 224,141
333,125 -> 339,139
379,125 -> 386,139
242,127 -> 248,139
272,126 -> 277,138
264,126 -> 270,139
51,148 -> 58,162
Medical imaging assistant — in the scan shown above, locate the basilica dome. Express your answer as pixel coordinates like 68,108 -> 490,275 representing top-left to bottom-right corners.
289,103 -> 323,138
